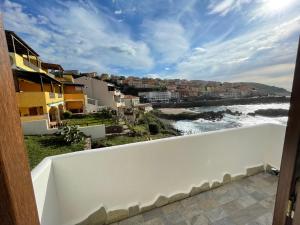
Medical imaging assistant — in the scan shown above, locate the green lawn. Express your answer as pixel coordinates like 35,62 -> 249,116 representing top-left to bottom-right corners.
92,133 -> 173,148
24,135 -> 85,169
65,114 -> 117,127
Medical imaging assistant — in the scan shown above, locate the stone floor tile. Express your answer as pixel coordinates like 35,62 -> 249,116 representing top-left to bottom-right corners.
259,196 -> 275,209
143,208 -> 165,222
162,202 -> 184,214
248,176 -> 272,189
189,214 -> 209,225
164,211 -> 186,224
119,215 -> 144,225
182,203 -> 203,220
116,174 -> 277,225
255,212 -> 273,225
250,191 -> 268,201
144,218 -> 165,225
231,203 -> 268,225
237,195 -> 257,208
222,200 -> 243,216
260,185 -> 277,196
197,192 -> 220,210
212,217 -> 237,225
205,208 -> 229,223
181,196 -> 201,208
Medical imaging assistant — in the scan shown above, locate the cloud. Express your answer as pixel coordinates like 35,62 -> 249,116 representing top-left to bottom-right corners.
207,0 -> 252,16
142,19 -> 190,64
227,63 -> 295,90
114,10 -> 122,14
2,0 -> 153,73
176,16 -> 300,86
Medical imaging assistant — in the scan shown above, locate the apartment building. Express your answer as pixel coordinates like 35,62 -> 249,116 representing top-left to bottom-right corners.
138,91 -> 179,103
74,76 -> 125,109
123,95 -> 140,107
6,30 -> 87,123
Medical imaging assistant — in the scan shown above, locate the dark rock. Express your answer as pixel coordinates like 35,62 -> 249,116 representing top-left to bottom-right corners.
248,109 -> 289,117
155,109 -> 242,121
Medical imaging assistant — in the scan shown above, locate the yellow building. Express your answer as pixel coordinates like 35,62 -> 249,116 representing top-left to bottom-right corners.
6,30 -> 87,122
40,63 -> 87,113
63,83 -> 87,113
13,70 -> 64,123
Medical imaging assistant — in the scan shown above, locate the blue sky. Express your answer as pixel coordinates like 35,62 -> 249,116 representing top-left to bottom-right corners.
1,0 -> 300,89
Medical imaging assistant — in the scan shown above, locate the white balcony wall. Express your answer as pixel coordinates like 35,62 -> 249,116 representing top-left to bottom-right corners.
32,124 -> 286,225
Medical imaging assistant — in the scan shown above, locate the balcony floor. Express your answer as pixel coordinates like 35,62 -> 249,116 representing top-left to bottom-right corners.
114,173 -> 278,225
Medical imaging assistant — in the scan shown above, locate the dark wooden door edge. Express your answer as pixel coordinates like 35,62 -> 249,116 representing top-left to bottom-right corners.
0,18 -> 40,225
272,37 -> 300,225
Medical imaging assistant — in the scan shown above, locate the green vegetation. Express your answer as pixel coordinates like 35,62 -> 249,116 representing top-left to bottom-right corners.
63,110 -> 72,119
92,112 -> 180,148
92,133 -> 173,148
25,111 -> 179,169
65,113 -> 117,127
136,112 -> 179,136
58,125 -> 85,144
24,135 -> 85,169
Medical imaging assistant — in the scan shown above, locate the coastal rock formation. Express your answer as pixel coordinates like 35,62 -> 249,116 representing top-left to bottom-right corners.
155,109 -> 242,121
248,109 -> 289,117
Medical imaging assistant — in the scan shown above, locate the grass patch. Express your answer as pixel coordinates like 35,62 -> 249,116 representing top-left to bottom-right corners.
65,114 -> 117,127
24,135 -> 85,170
92,133 -> 173,148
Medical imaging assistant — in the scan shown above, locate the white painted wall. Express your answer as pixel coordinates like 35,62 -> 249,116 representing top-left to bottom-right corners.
75,77 -> 117,108
22,119 -> 105,139
22,119 -> 55,135
31,159 -> 62,225
32,124 -> 286,225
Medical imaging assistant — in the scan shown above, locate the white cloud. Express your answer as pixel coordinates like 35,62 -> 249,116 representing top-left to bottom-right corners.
114,10 -> 122,14
2,0 -> 154,73
227,63 -> 295,90
176,16 -> 300,85
208,0 -> 252,16
142,19 -> 190,64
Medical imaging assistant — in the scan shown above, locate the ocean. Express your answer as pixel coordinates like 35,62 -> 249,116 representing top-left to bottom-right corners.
173,103 -> 290,135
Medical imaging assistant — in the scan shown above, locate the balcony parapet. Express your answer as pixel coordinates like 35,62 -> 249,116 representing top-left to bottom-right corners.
32,123 -> 286,225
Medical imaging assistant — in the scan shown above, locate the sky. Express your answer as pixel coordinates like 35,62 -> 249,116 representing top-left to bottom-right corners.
1,0 -> 300,90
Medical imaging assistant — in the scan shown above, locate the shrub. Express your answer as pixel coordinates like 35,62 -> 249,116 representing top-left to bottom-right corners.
58,125 -> 85,144
96,108 -> 113,119
63,110 -> 72,119
148,123 -> 160,135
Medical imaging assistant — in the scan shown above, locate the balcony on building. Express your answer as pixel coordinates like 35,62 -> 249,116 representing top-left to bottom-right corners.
63,82 -> 87,113
32,123 -> 284,225
13,70 -> 64,123
5,30 -> 47,73
41,62 -> 65,79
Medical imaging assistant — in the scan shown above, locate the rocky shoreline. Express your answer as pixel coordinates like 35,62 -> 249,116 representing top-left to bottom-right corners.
248,109 -> 289,117
153,96 -> 290,108
155,107 -> 289,122
154,109 -> 242,121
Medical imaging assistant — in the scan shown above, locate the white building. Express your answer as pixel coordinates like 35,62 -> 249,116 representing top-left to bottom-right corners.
138,91 -> 179,103
75,76 -> 125,109
123,95 -> 140,107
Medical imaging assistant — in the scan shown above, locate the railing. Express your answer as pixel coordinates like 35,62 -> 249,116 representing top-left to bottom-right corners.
32,124 -> 285,225
23,58 -> 40,72
49,92 -> 55,98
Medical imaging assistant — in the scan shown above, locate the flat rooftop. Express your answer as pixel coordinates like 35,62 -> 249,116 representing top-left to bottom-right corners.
114,172 -> 277,225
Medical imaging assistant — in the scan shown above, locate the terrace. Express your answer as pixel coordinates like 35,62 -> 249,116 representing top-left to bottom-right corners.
32,123 -> 284,225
